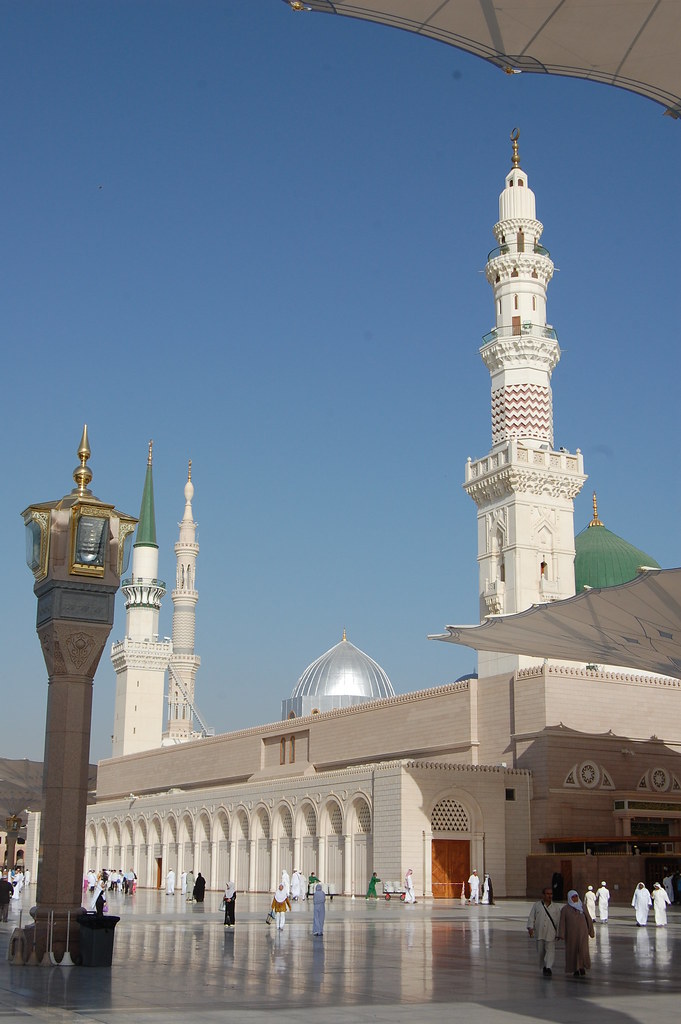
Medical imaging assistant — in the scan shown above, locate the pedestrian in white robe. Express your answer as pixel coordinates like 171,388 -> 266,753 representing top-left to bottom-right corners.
291,870 -> 302,901
181,871 -> 187,895
186,870 -> 195,902
652,882 -> 671,926
467,870 -> 480,905
584,885 -> 596,920
663,874 -> 674,904
281,869 -> 290,898
632,882 -> 652,926
595,882 -> 610,923
481,874 -> 491,904
404,869 -> 416,903
166,869 -> 176,895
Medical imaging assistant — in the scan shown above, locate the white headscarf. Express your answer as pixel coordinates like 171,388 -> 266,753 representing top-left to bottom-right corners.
567,889 -> 584,913
224,882 -> 236,899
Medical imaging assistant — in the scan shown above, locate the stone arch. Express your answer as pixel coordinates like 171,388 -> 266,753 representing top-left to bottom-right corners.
163,813 -> 178,846
234,807 -> 249,840
214,807 -> 230,840
253,805 -> 272,892
321,797 -> 345,895
348,793 -> 372,834
319,798 -> 344,837
215,808 -> 231,889
85,822 -> 97,872
348,793 -> 372,898
252,805 -> 271,840
273,802 -> 293,840
178,812 -> 194,846
134,816 -> 148,845
233,808 -> 250,891
297,801 -> 317,838
135,816 -> 149,887
96,819 -> 109,868
297,801 -> 319,882
427,788 -> 483,900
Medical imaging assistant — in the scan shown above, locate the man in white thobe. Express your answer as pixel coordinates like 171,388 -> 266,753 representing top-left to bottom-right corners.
166,869 -> 176,895
527,887 -> 562,976
595,882 -> 610,923
632,882 -> 652,925
290,870 -> 301,901
181,871 -> 187,895
663,873 -> 674,904
652,882 -> 671,926
468,870 -> 480,905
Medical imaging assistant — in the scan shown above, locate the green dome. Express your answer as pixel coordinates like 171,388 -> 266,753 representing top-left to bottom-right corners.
574,498 -> 659,592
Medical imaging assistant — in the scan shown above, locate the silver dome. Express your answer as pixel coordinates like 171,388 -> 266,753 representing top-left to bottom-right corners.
282,632 -> 394,719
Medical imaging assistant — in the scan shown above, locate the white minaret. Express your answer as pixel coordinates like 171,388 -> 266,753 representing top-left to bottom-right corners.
164,461 -> 201,743
463,131 -> 586,678
111,442 -> 171,756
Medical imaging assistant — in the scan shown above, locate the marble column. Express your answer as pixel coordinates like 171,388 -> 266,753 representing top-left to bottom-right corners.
343,835 -> 352,896
248,839 -> 256,892
35,608 -> 113,953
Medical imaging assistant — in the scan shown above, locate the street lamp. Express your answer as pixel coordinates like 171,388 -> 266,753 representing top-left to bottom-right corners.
21,426 -> 136,963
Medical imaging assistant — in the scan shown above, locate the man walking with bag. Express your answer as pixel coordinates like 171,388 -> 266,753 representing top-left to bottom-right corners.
527,886 -> 561,977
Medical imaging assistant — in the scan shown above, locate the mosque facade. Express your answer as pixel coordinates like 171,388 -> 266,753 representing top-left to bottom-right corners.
27,137 -> 680,900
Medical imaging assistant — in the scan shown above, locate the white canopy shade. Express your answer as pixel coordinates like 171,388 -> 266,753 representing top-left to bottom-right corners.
430,567 -> 681,678
290,0 -> 681,117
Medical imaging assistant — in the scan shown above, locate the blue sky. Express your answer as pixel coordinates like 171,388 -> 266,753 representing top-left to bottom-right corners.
4,1 -> 679,763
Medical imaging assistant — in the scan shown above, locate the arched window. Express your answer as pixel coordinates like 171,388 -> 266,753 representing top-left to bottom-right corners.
289,736 -> 296,764
280,738 -> 286,765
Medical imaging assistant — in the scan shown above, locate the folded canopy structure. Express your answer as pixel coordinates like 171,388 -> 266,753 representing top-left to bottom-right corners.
430,567 -> 681,678
288,0 -> 681,117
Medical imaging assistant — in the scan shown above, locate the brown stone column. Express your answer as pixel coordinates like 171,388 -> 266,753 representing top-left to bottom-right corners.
32,580 -> 116,958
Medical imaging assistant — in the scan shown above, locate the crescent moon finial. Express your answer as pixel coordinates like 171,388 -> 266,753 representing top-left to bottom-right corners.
510,128 -> 520,168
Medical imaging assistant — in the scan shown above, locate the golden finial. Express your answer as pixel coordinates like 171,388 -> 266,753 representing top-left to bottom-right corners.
147,439 -> 153,467
72,424 -> 93,496
510,128 -> 520,169
588,491 -> 603,528
188,459 -> 192,482
342,627 -> 347,642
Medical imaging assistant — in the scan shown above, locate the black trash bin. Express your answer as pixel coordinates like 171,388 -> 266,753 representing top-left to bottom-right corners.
77,914 -> 120,967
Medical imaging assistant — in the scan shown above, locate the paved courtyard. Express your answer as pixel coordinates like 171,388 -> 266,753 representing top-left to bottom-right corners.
0,888 -> 679,1023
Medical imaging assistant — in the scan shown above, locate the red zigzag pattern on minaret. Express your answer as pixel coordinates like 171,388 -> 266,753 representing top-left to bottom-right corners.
491,384 -> 553,442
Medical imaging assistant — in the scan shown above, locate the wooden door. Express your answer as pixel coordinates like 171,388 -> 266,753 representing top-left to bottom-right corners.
432,839 -> 470,899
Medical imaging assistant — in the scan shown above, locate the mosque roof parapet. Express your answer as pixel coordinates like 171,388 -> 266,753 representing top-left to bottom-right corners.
405,760 -> 531,776
99,678 -> 473,768
515,663 -> 681,687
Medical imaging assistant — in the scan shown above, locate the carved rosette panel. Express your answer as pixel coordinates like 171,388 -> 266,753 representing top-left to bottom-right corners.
37,621 -> 111,678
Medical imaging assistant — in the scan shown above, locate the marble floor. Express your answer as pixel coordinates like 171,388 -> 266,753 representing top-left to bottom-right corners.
0,888 -> 678,1023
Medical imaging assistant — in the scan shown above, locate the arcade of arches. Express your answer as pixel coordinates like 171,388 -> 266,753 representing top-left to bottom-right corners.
56,760 -> 529,897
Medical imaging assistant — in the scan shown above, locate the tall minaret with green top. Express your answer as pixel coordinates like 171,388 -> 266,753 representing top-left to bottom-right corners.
111,442 -> 171,756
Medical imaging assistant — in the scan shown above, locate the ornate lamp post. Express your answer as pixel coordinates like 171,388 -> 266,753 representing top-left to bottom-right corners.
4,814 -> 23,871
21,426 -> 136,960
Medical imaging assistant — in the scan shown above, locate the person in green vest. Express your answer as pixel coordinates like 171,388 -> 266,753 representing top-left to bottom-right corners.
366,872 -> 381,899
